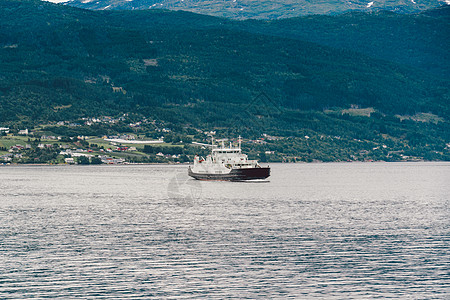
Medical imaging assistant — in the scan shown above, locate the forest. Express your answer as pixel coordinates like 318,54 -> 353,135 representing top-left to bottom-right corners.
0,0 -> 448,162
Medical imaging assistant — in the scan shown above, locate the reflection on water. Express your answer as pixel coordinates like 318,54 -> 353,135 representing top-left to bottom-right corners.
0,163 -> 449,298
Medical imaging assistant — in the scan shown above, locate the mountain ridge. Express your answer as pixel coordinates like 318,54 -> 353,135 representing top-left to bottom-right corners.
48,0 -> 448,19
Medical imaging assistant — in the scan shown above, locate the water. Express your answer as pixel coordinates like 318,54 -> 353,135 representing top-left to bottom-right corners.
0,162 -> 449,299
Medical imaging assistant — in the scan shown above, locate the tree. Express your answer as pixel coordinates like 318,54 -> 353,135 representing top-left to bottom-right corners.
164,134 -> 173,143
182,135 -> 192,143
90,157 -> 103,164
76,156 -> 90,165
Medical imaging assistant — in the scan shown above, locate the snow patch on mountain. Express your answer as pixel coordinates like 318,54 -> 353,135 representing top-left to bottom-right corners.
43,0 -> 70,3
41,0 -> 448,20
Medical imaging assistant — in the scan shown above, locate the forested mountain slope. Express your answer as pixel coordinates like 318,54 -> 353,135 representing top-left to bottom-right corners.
1,0 -> 448,161
239,6 -> 450,77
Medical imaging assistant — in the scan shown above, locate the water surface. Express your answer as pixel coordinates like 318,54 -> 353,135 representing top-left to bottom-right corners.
0,163 -> 449,298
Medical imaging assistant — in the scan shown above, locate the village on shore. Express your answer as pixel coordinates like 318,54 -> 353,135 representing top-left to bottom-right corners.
0,115 -> 287,165
1,112 -> 438,165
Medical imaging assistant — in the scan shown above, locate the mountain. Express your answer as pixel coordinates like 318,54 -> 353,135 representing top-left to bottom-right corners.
1,0 -> 449,161
44,1 -> 450,76
238,5 -> 450,77
50,0 -> 447,19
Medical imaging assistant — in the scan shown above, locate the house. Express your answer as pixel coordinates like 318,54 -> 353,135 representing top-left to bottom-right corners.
129,122 -> 141,128
251,139 -> 267,144
99,155 -> 125,164
18,129 -> 29,135
71,153 -> 92,158
9,145 -> 24,152
119,134 -> 135,140
112,86 -> 127,94
1,154 -> 12,162
59,150 -> 72,156
41,135 -> 57,140
65,158 -> 75,164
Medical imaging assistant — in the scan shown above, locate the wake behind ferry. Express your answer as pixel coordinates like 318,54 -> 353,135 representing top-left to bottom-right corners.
188,137 -> 270,181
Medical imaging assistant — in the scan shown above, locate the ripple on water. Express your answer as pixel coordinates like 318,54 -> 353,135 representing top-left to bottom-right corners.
0,163 -> 449,299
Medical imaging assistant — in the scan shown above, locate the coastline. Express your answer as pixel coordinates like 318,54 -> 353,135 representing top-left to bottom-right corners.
3,160 -> 447,167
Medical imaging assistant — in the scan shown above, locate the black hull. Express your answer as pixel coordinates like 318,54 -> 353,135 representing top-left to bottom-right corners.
188,167 -> 270,181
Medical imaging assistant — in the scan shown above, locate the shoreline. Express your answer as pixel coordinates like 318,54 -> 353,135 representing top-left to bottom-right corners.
2,160 -> 448,167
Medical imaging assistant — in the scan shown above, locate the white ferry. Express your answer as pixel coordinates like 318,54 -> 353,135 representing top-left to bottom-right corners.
188,137 -> 270,181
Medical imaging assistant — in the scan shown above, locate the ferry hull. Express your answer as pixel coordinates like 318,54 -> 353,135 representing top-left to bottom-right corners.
188,167 -> 270,181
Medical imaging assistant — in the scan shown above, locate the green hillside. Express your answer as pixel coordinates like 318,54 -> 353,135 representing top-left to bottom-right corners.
239,6 -> 450,77
1,0 -> 449,162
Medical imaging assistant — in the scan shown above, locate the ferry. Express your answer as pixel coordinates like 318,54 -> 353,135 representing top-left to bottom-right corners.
188,137 -> 270,181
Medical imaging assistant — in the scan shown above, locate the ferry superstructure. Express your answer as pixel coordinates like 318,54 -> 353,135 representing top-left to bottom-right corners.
188,137 -> 270,181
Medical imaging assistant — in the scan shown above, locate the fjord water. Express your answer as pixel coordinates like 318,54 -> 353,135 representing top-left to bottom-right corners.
0,163 -> 448,299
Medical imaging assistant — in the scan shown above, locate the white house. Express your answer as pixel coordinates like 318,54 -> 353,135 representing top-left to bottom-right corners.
65,158 -> 75,164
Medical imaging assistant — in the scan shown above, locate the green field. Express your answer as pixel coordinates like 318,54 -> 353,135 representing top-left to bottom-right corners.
0,136 -> 29,148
